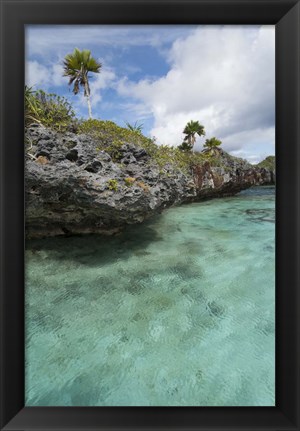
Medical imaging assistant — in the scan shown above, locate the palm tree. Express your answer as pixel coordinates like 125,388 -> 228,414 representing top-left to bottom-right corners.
203,137 -> 222,150
182,120 -> 205,151
63,48 -> 102,119
178,140 -> 192,152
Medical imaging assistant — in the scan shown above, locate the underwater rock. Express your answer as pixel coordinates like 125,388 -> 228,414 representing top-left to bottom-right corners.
245,209 -> 275,223
206,300 -> 225,318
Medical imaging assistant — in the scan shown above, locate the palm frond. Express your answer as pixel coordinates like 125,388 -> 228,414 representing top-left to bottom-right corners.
68,75 -> 76,85
81,49 -> 91,65
63,48 -> 101,77
73,79 -> 80,95
87,57 -> 102,73
183,120 -> 205,136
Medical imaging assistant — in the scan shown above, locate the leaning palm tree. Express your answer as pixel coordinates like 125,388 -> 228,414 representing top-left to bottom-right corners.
183,120 -> 205,150
63,48 -> 102,119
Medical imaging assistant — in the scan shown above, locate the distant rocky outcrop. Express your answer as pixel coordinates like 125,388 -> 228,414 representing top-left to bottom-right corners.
256,155 -> 275,177
25,125 -> 275,238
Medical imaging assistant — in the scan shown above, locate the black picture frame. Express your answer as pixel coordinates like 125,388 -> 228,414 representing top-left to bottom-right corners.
1,0 -> 299,429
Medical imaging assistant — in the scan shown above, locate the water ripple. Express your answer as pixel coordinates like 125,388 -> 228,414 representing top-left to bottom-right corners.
25,186 -> 275,406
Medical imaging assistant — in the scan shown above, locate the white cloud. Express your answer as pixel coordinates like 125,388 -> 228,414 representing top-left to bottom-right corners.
25,60 -> 51,88
117,25 -> 275,162
25,25 -> 195,57
89,68 -> 116,107
25,60 -> 116,112
222,127 -> 275,164
71,67 -> 116,118
51,64 -> 66,87
73,68 -> 116,113
25,60 -> 68,89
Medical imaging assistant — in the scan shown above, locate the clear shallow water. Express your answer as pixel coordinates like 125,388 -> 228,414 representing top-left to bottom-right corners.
25,186 -> 275,406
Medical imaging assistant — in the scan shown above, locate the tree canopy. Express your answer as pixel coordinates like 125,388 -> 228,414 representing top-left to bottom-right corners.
179,120 -> 205,151
203,137 -> 222,149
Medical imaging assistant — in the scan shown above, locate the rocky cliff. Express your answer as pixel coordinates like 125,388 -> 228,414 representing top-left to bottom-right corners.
25,125 -> 275,238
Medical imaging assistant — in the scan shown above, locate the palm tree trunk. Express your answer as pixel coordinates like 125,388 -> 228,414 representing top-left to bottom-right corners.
192,135 -> 196,150
84,82 -> 93,119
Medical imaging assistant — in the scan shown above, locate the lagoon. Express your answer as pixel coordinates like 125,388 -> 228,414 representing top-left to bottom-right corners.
25,186 -> 275,406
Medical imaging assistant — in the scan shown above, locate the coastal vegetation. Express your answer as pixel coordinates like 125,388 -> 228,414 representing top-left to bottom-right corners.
24,86 -> 275,238
25,88 -> 225,173
178,120 -> 205,152
107,179 -> 119,191
78,118 -> 209,172
203,137 -> 222,150
24,87 -> 275,180
63,48 -> 102,119
25,86 -> 76,131
256,155 -> 275,171
125,121 -> 144,133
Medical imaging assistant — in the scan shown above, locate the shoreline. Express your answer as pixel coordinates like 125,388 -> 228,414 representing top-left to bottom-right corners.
25,185 -> 275,242
25,125 -> 275,239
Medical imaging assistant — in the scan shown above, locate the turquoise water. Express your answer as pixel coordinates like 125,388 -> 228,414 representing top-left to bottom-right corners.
25,186 -> 275,406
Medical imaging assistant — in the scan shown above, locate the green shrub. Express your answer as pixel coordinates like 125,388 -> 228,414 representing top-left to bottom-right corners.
25,87 -> 76,131
24,89 -> 212,173
178,141 -> 193,152
125,121 -> 144,133
107,179 -> 118,191
78,119 -> 157,160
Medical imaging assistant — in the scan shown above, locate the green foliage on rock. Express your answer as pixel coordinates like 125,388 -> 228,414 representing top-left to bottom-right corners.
256,156 -> 275,171
79,119 -> 152,147
78,119 -> 208,172
79,119 -> 156,160
125,121 -> 144,133
178,140 -> 193,152
24,89 -> 230,174
25,87 -> 76,131
107,179 -> 118,191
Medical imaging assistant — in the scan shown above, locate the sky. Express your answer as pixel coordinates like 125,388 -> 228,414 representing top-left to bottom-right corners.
25,25 -> 275,164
